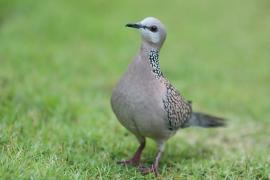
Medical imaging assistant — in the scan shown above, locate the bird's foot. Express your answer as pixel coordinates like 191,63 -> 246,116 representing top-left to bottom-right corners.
117,159 -> 140,166
139,164 -> 159,176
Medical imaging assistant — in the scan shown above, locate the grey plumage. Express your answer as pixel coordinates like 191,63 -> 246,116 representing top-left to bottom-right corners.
111,17 -> 226,176
184,112 -> 226,128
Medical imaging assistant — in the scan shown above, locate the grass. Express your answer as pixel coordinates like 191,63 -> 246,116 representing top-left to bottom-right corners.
0,0 -> 270,179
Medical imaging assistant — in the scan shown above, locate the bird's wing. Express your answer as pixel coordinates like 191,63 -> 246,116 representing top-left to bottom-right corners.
162,79 -> 192,130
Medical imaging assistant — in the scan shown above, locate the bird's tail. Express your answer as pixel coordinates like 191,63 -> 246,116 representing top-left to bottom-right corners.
184,112 -> 226,128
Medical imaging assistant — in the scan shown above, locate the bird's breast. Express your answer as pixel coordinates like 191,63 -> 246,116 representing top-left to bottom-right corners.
111,71 -> 173,140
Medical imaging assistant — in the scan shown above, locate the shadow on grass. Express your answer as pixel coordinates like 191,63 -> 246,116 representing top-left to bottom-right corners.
151,144 -> 214,166
115,142 -> 214,165
166,144 -> 214,162
112,142 -> 215,178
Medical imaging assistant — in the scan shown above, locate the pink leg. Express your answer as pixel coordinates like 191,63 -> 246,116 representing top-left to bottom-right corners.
140,141 -> 164,176
117,140 -> 146,166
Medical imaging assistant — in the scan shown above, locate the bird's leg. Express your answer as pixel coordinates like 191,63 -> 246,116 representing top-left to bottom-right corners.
117,139 -> 146,166
140,141 -> 164,176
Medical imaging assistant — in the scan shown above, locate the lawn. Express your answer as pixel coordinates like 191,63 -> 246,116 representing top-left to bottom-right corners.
0,0 -> 269,179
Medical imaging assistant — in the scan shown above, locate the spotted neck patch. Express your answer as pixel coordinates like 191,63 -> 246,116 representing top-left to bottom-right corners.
149,49 -> 163,79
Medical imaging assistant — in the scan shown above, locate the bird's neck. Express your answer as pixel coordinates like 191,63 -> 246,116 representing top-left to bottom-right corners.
148,49 -> 163,79
140,42 -> 163,79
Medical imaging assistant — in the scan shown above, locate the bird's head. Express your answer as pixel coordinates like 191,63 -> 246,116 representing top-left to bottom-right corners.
126,17 -> 167,48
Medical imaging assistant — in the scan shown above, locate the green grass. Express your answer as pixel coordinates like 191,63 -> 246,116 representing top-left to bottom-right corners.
0,0 -> 270,179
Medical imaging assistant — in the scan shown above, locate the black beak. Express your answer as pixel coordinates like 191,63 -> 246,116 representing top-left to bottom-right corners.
125,23 -> 145,29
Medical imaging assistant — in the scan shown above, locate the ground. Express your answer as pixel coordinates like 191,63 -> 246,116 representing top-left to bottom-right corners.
0,0 -> 269,179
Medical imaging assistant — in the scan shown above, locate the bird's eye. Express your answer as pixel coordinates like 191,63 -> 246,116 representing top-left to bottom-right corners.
149,25 -> 158,32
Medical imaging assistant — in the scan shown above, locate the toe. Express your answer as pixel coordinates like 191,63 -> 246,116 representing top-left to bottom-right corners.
139,164 -> 158,176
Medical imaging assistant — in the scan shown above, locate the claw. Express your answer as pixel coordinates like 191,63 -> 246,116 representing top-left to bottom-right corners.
139,164 -> 159,176
117,141 -> 146,167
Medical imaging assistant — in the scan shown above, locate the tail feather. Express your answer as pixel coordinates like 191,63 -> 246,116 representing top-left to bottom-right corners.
185,112 -> 226,128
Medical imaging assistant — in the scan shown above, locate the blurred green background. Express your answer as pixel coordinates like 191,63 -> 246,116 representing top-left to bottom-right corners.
0,0 -> 269,179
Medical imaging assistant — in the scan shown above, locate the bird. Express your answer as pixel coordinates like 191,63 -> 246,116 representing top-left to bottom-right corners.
111,17 -> 225,176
